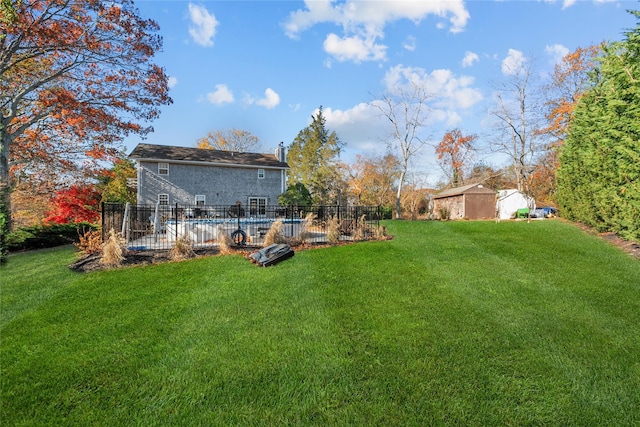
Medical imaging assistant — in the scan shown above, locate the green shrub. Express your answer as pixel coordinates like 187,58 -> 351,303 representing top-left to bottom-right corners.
379,206 -> 393,220
6,222 -> 99,252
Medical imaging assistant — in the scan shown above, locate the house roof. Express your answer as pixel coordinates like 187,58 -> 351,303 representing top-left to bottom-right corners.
129,143 -> 289,169
433,183 -> 495,199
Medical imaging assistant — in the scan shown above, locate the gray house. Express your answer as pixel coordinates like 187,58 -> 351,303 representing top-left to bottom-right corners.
129,143 -> 288,214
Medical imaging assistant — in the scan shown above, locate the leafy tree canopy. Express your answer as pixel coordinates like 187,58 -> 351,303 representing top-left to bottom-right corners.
98,158 -> 137,204
196,129 -> 260,152
1,0 -> 172,231
45,184 -> 101,224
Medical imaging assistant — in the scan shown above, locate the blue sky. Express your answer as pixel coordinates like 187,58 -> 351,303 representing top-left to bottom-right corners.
126,0 -> 636,185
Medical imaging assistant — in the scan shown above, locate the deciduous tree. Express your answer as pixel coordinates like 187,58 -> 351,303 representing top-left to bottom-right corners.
346,153 -> 400,207
10,180 -> 51,227
400,173 -> 431,220
466,162 -> 514,192
98,158 -> 137,204
489,58 -> 544,202
196,129 -> 260,152
533,45 -> 601,204
1,0 -> 172,233
371,80 -> 433,219
435,128 -> 477,187
45,184 -> 101,224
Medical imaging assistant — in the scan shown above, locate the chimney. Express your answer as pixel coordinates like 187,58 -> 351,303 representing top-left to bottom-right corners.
275,141 -> 286,162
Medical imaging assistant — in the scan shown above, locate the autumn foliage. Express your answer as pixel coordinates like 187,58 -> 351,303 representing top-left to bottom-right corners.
45,184 -> 101,224
435,129 -> 476,187
1,0 -> 172,235
197,129 -> 260,152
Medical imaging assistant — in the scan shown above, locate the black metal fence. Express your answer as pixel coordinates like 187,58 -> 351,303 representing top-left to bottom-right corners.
102,202 -> 382,250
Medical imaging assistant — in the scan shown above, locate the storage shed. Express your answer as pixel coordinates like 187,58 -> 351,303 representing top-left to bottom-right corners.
433,183 -> 496,220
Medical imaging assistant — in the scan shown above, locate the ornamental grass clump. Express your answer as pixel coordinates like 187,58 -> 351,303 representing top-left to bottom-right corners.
100,229 -> 125,267
76,228 -> 103,256
375,224 -> 389,240
169,234 -> 195,261
298,212 -> 317,243
326,215 -> 341,244
264,220 -> 287,246
218,232 -> 233,255
353,214 -> 368,241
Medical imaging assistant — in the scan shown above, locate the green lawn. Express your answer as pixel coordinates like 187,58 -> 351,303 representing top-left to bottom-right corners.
1,220 -> 639,425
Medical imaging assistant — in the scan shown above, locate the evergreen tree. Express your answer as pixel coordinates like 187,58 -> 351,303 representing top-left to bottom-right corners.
287,107 -> 343,204
278,183 -> 313,207
558,9 -> 640,240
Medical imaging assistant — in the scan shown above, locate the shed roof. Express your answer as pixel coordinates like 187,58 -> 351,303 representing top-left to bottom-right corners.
129,143 -> 288,169
433,183 -> 495,199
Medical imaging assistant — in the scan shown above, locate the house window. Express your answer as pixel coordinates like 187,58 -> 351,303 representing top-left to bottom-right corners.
195,195 -> 206,206
158,194 -> 169,205
258,168 -> 265,179
158,162 -> 169,175
249,197 -> 267,217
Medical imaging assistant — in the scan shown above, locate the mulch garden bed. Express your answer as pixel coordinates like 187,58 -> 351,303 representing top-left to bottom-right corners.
67,240 -> 379,274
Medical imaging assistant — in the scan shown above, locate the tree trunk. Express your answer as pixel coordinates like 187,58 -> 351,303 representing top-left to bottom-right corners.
0,126 -> 12,262
395,169 -> 406,219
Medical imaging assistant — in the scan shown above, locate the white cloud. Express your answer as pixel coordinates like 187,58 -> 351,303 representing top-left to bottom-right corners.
283,0 -> 342,38
167,76 -> 178,88
188,3 -> 218,47
255,88 -> 281,109
544,0 -> 615,10
323,33 -> 387,63
314,64 -> 482,156
403,36 -> 416,52
543,0 -> 577,9
382,65 -> 483,110
545,43 -> 570,64
501,49 -> 527,76
462,51 -> 479,68
283,0 -> 469,63
206,84 -> 234,105
321,103 -> 389,153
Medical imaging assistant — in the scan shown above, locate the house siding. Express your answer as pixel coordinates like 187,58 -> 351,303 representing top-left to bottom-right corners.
137,160 -> 284,207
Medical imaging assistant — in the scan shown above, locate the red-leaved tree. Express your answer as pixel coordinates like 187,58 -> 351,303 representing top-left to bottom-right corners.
45,184 -> 101,224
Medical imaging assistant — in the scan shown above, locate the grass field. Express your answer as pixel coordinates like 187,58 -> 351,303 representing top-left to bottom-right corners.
1,220 -> 639,425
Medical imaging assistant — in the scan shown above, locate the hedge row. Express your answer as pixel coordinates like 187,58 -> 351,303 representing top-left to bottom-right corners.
558,13 -> 640,241
6,222 -> 99,253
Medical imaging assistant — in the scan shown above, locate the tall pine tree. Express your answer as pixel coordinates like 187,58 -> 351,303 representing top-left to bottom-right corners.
287,107 -> 344,204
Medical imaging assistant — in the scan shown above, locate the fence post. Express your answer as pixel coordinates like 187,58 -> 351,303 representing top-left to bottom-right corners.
285,205 -> 294,237
101,202 -> 105,242
122,202 -> 130,244
175,203 -> 179,242
153,202 -> 160,243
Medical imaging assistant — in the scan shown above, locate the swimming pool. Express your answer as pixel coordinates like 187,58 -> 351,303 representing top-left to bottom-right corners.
163,218 -> 306,243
